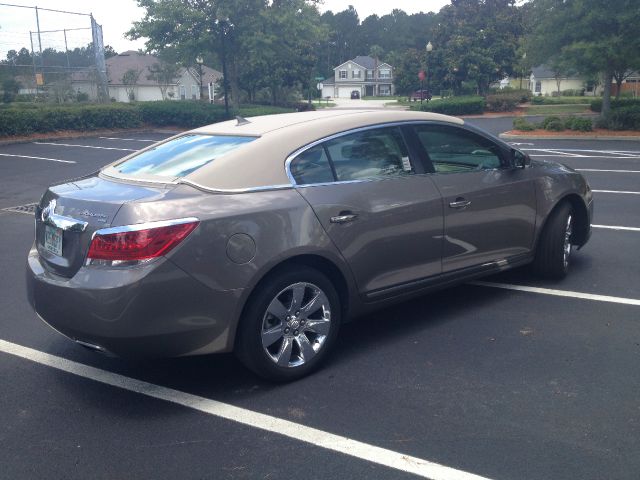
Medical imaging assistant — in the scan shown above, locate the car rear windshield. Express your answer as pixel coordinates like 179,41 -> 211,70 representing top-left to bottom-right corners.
113,134 -> 256,178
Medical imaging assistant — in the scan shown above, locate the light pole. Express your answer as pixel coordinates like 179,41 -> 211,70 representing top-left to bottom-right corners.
218,18 -> 231,119
520,52 -> 527,90
426,41 -> 433,102
196,55 -> 204,101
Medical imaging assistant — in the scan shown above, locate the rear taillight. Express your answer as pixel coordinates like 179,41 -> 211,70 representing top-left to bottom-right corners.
87,218 -> 199,265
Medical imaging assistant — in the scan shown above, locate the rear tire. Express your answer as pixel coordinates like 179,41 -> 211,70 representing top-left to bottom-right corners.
533,202 -> 574,279
236,266 -> 340,382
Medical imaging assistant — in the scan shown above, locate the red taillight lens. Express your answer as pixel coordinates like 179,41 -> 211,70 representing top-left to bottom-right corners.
87,221 -> 199,261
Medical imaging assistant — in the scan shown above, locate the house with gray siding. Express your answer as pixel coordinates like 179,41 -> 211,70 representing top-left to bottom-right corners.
321,56 -> 394,98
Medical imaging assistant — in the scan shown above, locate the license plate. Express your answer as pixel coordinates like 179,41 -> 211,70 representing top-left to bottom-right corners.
44,225 -> 63,257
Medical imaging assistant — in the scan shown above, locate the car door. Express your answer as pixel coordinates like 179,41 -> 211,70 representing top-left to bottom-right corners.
411,123 -> 536,273
289,126 -> 443,297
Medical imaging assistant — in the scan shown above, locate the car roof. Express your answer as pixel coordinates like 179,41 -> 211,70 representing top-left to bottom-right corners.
104,110 -> 465,191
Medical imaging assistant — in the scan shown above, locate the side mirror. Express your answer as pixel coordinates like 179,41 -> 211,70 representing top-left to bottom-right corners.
512,149 -> 531,169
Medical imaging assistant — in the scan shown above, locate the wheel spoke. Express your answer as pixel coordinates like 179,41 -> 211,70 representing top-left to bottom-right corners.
304,317 -> 331,336
275,337 -> 293,366
261,325 -> 283,348
290,284 -> 305,312
267,298 -> 288,321
300,290 -> 328,318
296,334 -> 316,362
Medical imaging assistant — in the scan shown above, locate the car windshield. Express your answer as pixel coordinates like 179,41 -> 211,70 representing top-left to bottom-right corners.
114,134 -> 256,178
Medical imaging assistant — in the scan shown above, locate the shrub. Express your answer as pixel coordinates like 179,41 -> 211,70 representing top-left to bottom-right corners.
541,116 -> 565,131
0,101 -> 296,136
590,98 -> 640,112
412,96 -> 485,115
485,93 -> 521,112
0,104 -> 142,136
563,116 -> 592,132
513,117 -> 537,131
561,89 -> 585,97
603,106 -> 640,130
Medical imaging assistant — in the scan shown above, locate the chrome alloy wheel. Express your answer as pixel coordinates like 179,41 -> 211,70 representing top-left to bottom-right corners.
261,282 -> 331,368
563,214 -> 573,269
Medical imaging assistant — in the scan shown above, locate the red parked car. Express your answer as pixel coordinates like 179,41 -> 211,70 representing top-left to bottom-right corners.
410,90 -> 432,101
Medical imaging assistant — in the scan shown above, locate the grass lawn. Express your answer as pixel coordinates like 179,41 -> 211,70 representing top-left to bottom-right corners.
311,100 -> 336,108
525,104 -> 591,115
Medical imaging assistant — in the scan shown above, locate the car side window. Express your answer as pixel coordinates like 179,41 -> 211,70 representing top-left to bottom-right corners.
413,125 -> 503,173
289,145 -> 335,185
324,127 -> 413,181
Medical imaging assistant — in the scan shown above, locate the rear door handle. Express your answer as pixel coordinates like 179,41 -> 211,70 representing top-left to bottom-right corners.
330,212 -> 358,224
449,198 -> 471,209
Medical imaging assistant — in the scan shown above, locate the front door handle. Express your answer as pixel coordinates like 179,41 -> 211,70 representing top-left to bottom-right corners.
330,212 -> 358,224
449,198 -> 471,209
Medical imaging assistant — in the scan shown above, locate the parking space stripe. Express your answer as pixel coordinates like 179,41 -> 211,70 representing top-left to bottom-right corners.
0,153 -> 75,164
470,281 -> 640,306
33,142 -> 137,152
577,169 -> 640,173
98,137 -> 157,142
592,190 -> 640,195
592,224 -> 640,232
0,339 -> 493,480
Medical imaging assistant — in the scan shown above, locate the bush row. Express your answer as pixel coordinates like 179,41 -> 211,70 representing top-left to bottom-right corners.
0,101 -> 296,137
589,98 -> 640,112
412,96 -> 485,115
596,106 -> 640,130
0,104 -> 142,136
513,116 -> 593,132
531,96 -> 593,105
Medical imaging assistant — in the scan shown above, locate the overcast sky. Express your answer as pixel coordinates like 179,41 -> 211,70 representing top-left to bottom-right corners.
0,0 -> 450,59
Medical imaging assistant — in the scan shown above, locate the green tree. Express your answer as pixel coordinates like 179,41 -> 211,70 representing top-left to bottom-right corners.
122,68 -> 142,101
431,0 -> 523,95
146,62 -> 180,100
527,0 -> 640,116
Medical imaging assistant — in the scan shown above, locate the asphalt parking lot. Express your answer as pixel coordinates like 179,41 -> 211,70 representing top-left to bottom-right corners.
1,119 -> 639,479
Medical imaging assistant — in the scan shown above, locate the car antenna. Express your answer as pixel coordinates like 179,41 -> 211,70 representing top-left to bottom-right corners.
235,115 -> 251,126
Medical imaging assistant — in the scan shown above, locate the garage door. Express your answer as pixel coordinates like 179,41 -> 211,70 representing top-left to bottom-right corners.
338,87 -> 354,98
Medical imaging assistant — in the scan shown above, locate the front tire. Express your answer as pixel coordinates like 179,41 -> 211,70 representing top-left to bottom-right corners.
236,266 -> 341,382
533,202 -> 574,279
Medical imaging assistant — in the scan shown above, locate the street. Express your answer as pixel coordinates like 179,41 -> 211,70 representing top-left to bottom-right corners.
1,119 -> 639,480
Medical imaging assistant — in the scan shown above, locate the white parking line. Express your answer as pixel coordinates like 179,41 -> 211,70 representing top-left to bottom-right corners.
98,137 -> 157,142
33,142 -> 136,152
592,190 -> 640,195
0,153 -> 75,164
592,224 -> 640,232
577,169 -> 640,173
0,339 -> 492,480
470,281 -> 640,306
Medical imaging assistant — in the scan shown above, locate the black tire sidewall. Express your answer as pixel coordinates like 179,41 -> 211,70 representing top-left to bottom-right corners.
534,202 -> 573,279
236,265 -> 341,382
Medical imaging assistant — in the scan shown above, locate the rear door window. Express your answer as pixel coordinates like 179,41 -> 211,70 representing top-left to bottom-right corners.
113,134 -> 255,178
324,127 -> 413,181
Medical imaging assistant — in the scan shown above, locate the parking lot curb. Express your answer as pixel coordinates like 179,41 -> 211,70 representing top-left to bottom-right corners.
0,128 -> 185,146
499,132 -> 640,141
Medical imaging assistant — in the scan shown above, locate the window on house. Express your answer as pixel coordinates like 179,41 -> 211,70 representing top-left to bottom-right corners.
366,70 -> 374,79
339,70 -> 347,79
379,69 -> 391,79
535,81 -> 542,93
379,85 -> 391,96
179,85 -> 186,100
191,85 -> 198,100
352,69 -> 361,79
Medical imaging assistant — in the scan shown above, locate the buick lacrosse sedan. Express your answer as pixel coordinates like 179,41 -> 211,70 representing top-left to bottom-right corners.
27,110 -> 592,381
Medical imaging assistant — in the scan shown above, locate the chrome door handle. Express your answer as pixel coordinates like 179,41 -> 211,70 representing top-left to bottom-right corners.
330,213 -> 358,224
449,199 -> 471,209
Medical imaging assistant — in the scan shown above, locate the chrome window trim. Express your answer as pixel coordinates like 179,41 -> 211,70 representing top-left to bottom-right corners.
284,120 -> 466,187
91,217 -> 200,240
179,179 -> 292,194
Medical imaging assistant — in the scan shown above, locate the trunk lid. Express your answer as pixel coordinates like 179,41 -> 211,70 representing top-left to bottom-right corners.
35,175 -> 171,278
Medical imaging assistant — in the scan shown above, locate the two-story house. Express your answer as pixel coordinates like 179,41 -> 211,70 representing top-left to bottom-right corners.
321,56 -> 394,99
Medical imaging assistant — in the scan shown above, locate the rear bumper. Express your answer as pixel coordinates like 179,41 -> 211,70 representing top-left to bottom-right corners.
26,247 -> 243,357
